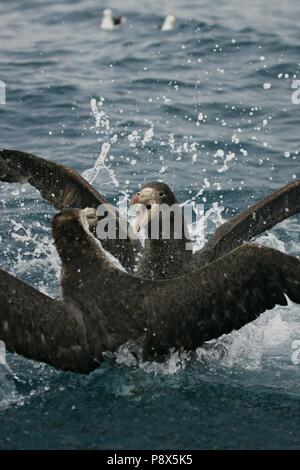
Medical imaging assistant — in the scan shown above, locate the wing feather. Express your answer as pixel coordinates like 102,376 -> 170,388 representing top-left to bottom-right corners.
0,268 -> 97,372
142,244 -> 300,358
195,181 -> 300,266
0,149 -> 141,271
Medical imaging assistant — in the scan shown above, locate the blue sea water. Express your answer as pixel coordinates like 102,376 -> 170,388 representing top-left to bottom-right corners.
1,0 -> 300,449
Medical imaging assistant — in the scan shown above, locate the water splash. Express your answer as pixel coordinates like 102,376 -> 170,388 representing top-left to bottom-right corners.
82,142 -> 119,188
114,342 -> 190,376
142,127 -> 154,146
0,341 -> 18,409
90,98 -> 110,130
82,98 -> 120,188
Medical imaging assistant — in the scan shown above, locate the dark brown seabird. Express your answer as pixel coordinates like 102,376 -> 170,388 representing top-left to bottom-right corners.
132,181 -> 193,279
0,149 -> 300,373
131,179 -> 300,278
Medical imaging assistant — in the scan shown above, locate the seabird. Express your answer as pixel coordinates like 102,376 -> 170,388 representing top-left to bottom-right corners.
161,14 -> 176,31
131,180 -> 300,278
132,181 -> 192,279
1,149 -> 300,373
100,8 -> 122,31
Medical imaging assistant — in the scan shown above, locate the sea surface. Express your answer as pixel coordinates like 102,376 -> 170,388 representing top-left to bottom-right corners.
0,0 -> 300,449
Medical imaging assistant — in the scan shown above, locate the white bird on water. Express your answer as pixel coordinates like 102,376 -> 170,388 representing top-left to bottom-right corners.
100,8 -> 122,30
161,14 -> 176,31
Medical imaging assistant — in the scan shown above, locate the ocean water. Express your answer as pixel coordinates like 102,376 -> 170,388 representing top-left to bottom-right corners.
0,0 -> 300,449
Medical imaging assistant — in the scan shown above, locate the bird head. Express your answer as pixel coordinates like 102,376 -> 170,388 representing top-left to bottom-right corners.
131,181 -> 177,233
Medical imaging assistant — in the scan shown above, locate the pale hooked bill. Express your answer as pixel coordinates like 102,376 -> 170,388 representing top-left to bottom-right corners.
100,8 -> 122,30
161,14 -> 176,31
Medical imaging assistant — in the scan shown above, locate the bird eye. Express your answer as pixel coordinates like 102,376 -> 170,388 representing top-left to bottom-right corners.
159,191 -> 165,197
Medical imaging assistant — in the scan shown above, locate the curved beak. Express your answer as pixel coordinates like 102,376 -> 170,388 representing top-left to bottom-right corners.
131,188 -> 155,207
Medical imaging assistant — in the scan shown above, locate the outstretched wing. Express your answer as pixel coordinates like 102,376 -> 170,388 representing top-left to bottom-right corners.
0,148 -> 108,210
142,244 -> 300,358
0,268 -> 97,373
0,149 -> 141,271
194,180 -> 300,266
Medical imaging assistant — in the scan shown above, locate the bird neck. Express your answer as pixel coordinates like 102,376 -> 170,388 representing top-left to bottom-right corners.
138,209 -> 193,279
144,203 -> 191,242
